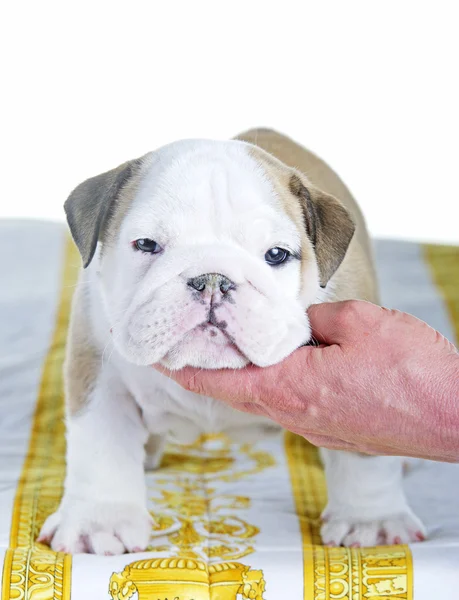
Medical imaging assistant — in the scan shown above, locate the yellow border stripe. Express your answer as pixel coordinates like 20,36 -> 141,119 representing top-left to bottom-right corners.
2,236 -> 79,600
285,432 -> 413,599
285,432 -> 326,599
1,551 -> 13,600
424,244 -> 459,344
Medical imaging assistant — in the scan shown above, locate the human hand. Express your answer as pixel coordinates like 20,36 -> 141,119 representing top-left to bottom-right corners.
154,300 -> 459,461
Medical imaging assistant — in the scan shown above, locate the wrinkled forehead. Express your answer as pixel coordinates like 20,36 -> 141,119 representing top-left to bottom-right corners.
122,140 -> 301,245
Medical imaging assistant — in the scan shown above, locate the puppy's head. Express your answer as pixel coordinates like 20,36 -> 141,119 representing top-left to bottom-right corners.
65,139 -> 354,370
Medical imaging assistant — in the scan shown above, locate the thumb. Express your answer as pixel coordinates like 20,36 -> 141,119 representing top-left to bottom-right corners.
153,364 -> 265,407
307,300 -> 381,345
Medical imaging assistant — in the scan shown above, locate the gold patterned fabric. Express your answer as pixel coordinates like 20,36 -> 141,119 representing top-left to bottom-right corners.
1,228 -> 458,599
1,237 -> 75,600
285,434 -> 413,599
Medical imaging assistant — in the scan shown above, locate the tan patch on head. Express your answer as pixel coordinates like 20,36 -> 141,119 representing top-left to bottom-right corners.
237,128 -> 378,301
100,162 -> 150,253
65,155 -> 151,268
244,145 -> 317,294
247,146 -> 309,238
244,142 -> 355,288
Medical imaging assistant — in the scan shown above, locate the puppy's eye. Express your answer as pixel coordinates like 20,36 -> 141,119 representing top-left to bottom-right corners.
133,239 -> 162,253
264,247 -> 290,266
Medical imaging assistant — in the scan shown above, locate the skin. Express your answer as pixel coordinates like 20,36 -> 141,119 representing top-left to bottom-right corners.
155,300 -> 459,462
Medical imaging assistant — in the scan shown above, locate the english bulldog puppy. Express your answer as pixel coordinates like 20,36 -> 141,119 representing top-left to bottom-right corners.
38,129 -> 425,554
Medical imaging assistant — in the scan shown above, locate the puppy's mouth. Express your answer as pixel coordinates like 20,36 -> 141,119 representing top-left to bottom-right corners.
160,316 -> 248,369
194,319 -> 243,353
190,301 -> 242,350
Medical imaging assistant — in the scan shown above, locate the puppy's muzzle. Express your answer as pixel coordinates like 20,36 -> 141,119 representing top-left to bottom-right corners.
187,273 -> 235,295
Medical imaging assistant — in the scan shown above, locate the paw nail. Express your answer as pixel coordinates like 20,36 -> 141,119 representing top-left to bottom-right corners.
393,536 -> 402,545
104,551 -> 114,556
326,541 -> 336,547
350,542 -> 360,548
132,547 -> 143,553
415,531 -> 426,541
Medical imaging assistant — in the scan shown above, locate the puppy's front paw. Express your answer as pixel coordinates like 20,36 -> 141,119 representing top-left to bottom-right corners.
37,501 -> 152,555
321,509 -> 426,547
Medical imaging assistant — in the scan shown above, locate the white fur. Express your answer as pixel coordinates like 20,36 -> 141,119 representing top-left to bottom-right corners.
102,140 -> 314,370
40,139 -> 424,554
39,370 -> 152,554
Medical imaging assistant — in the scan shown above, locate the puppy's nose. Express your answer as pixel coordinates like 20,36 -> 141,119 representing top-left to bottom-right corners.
187,273 -> 235,294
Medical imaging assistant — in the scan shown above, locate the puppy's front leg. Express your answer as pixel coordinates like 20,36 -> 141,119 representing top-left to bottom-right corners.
144,434 -> 166,471
320,450 -> 426,547
38,373 -> 152,555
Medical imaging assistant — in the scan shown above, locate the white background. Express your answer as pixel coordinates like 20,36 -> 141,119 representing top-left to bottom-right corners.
1,1 -> 458,244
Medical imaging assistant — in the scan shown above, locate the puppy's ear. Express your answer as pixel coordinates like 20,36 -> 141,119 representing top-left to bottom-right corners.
289,174 -> 355,288
64,158 -> 143,268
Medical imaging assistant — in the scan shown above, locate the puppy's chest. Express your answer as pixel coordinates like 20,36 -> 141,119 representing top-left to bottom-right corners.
119,361 -> 271,444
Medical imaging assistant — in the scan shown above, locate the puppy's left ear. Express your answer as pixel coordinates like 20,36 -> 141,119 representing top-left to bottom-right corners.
289,174 -> 355,288
64,158 -> 143,268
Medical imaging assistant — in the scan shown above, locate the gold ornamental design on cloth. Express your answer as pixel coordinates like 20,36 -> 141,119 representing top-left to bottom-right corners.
311,545 -> 413,600
145,434 -> 274,562
1,238 -> 77,600
109,558 -> 265,600
109,434 -> 272,599
285,432 -> 414,599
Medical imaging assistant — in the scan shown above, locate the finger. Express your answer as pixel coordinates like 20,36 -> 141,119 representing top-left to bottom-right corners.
153,364 -> 266,406
293,431 -> 360,452
307,300 -> 382,345
235,402 -> 270,416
